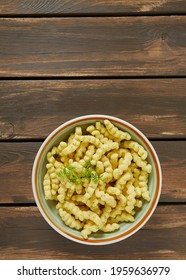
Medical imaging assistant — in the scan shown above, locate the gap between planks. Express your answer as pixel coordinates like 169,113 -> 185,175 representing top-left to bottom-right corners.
1,13 -> 186,18
1,76 -> 186,81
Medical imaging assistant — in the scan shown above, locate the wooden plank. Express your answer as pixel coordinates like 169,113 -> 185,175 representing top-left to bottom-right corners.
0,205 -> 185,259
0,79 -> 185,139
0,141 -> 185,203
0,17 -> 186,77
1,1 -> 186,15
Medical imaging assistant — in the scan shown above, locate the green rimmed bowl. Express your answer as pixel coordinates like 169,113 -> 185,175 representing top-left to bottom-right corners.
32,115 -> 162,245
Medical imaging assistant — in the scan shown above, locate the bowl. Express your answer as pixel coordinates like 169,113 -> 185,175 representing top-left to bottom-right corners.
32,115 -> 162,245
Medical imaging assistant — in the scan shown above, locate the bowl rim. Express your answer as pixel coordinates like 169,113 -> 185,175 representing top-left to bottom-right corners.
32,114 -> 162,245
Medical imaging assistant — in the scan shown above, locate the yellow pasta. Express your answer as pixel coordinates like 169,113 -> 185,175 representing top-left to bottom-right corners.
101,223 -> 120,232
123,140 -> 148,160
95,189 -> 117,208
59,208 -> 83,230
61,133 -> 81,156
91,141 -> 119,165
80,135 -> 100,147
101,205 -> 112,225
132,151 -> 152,173
81,221 -> 99,239
113,152 -> 132,180
104,119 -> 131,141
43,172 -> 53,200
43,119 -> 152,239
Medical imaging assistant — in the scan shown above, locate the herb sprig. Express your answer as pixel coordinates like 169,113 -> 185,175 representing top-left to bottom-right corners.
58,161 -> 100,184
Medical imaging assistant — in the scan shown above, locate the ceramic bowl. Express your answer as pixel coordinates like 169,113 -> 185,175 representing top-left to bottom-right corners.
32,115 -> 162,245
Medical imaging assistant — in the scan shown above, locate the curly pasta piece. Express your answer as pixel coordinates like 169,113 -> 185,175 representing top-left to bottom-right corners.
95,121 -> 113,140
123,140 -> 148,160
141,188 -> 150,202
80,135 -> 100,147
81,221 -> 99,239
58,141 -> 68,154
132,152 -> 152,173
45,163 -> 60,196
86,125 -> 95,133
64,182 -> 75,198
61,134 -> 81,156
101,205 -> 112,225
139,170 -> 149,186
113,152 -> 132,180
86,196 -> 101,215
125,185 -> 136,213
74,142 -> 89,161
57,184 -> 67,203
115,171 -> 133,189
98,155 -> 113,183
46,163 -> 55,173
83,178 -> 98,202
53,160 -> 64,173
110,194 -> 127,218
83,145 -> 96,162
110,212 -> 134,223
95,189 -> 116,208
75,126 -> 82,136
46,152 -> 56,164
43,172 -> 54,200
75,183 -> 83,194
107,186 -> 121,196
59,208 -> 83,230
91,142 -> 119,165
104,119 -> 131,141
110,153 -> 119,169
96,160 -> 104,174
110,207 -> 122,219
135,199 -> 143,208
70,161 -> 84,173
135,187 -> 142,198
72,194 -> 101,215
101,223 -> 120,232
63,201 -> 103,228
91,129 -> 104,140
117,194 -> 127,207
51,146 -> 60,156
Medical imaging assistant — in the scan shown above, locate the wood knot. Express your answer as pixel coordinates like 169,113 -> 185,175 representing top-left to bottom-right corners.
0,121 -> 14,139
161,33 -> 168,41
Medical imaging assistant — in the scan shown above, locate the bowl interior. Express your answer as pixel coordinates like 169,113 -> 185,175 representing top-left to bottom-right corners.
34,116 -> 160,244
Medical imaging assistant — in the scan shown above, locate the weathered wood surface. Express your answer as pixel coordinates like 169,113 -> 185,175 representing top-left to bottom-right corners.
1,0 -> 186,15
0,141 -> 185,204
0,205 -> 185,259
0,17 -> 186,77
0,79 -> 185,139
0,0 -> 185,262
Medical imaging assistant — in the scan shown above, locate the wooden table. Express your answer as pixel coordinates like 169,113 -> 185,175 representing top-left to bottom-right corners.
0,1 -> 186,260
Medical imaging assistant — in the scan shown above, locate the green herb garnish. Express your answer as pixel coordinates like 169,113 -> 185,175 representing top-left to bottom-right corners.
58,161 -> 100,184
58,166 -> 79,183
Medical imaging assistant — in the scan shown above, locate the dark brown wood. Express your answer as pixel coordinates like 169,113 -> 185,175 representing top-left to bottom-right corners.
0,17 -> 186,77
1,0 -> 186,15
0,79 -> 186,139
0,141 -> 185,204
0,2 -> 185,262
0,205 -> 185,259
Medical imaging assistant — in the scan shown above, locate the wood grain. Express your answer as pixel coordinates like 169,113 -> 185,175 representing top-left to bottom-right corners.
0,141 -> 185,204
0,205 -> 185,259
1,0 -> 186,15
0,17 -> 186,77
0,79 -> 186,139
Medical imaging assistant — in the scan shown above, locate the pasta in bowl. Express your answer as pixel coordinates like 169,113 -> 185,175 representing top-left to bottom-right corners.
32,115 -> 162,245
